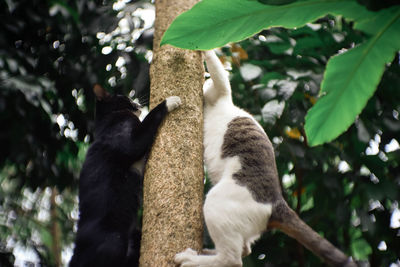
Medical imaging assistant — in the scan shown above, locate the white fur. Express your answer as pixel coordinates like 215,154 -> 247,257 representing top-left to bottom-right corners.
166,96 -> 182,111
175,51 -> 273,267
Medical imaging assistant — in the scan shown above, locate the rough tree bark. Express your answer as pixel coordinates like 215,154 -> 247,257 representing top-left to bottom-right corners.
139,1 -> 204,266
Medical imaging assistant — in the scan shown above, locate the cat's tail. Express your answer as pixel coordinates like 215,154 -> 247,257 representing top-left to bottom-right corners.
268,201 -> 357,267
203,50 -> 232,104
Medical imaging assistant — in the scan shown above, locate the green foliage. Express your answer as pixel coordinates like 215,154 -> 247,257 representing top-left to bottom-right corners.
1,0 -> 399,266
305,6 -> 400,145
351,237 -> 372,260
200,18 -> 399,264
0,0 -> 153,265
161,0 -> 400,146
160,0 -> 374,50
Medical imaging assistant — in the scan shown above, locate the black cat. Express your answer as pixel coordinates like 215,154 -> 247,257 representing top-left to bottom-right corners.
70,85 -> 181,267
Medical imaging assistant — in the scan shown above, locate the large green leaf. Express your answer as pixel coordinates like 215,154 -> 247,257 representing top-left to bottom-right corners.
305,7 -> 400,146
161,0 -> 371,50
161,0 -> 400,146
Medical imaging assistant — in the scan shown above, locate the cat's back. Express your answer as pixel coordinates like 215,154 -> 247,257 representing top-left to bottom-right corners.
203,100 -> 249,182
221,116 -> 282,203
204,97 -> 282,203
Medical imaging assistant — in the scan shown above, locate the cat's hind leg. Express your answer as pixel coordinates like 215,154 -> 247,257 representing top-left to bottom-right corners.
176,178 -> 271,267
175,180 -> 246,267
174,232 -> 243,267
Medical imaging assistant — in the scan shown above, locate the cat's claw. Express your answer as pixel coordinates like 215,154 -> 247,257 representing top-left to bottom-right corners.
166,96 -> 182,111
174,248 -> 197,265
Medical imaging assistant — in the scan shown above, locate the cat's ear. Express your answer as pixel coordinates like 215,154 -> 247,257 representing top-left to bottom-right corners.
93,84 -> 110,100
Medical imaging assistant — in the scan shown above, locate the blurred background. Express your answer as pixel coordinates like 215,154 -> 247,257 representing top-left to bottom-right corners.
0,0 -> 399,266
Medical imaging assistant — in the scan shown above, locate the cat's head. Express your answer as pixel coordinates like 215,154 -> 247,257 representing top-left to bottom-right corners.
93,84 -> 141,119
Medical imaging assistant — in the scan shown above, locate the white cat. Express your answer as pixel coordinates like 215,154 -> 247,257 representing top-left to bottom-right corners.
174,50 -> 356,267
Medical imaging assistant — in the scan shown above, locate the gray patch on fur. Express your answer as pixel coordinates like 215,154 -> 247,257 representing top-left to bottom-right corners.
221,117 -> 282,203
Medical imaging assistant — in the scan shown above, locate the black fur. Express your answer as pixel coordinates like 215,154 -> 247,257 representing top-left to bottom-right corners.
70,91 -> 170,267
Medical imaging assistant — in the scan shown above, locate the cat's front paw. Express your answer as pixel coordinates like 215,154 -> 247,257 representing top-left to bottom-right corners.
174,248 -> 197,266
166,96 -> 182,112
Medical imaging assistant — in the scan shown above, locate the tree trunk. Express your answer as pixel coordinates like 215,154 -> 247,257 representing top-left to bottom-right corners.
139,1 -> 204,266
50,187 -> 61,267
